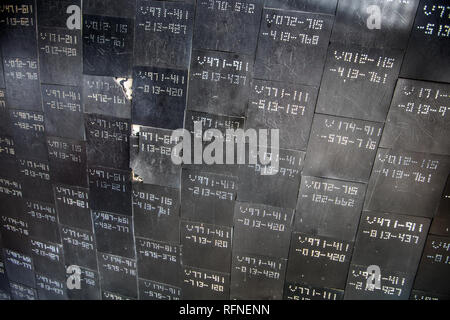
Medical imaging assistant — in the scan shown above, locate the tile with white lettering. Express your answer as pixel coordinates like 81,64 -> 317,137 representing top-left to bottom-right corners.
98,252 -> 138,298
136,238 -> 180,286
364,149 -> 450,217
30,238 -> 65,280
83,75 -> 131,119
286,233 -> 353,289
254,8 -> 333,85
303,114 -> 383,183
42,84 -> 84,140
3,249 -> 35,288
66,265 -> 101,300
9,281 -> 37,300
400,0 -> 450,83
187,49 -> 253,117
181,169 -> 238,226
82,15 -> 134,77
88,166 -> 132,216
193,0 -> 263,55
413,235 -> 450,296
132,182 -> 180,243
1,214 -> 31,255
351,211 -> 430,272
181,220 -> 232,273
47,136 -> 87,187
246,79 -> 318,150
380,79 -> 450,155
182,265 -> 230,300
24,199 -> 60,244
92,210 -> 135,258
85,114 -> 130,170
17,157 -> 53,203
132,66 -> 187,129
232,202 -> 294,258
294,176 -> 366,241
230,251 -> 287,300
54,184 -> 91,231
38,26 -> 82,86
0,0 -> 37,58
35,273 -> 68,300
134,0 -> 194,68
60,224 -> 97,270
316,43 -> 403,122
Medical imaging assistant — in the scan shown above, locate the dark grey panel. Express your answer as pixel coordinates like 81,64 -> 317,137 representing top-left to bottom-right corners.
246,79 -> 318,150
47,136 -> 87,187
380,79 -> 450,155
285,233 -> 353,289
413,235 -> 450,296
303,114 -> 383,183
0,135 -> 15,162
182,265 -> 230,300
230,251 -> 286,300
283,283 -> 344,300
97,252 -> 138,298
400,0 -> 450,83
351,211 -> 430,272
24,199 -> 60,244
331,0 -> 420,49
3,249 -> 35,288
132,126 -> 181,188
134,0 -> 194,69
187,49 -> 253,117
9,282 -> 37,300
35,273 -> 68,300
232,202 -> 294,258
132,182 -> 180,243
17,157 -> 53,203
60,225 -> 97,270
180,220 -> 232,273
364,149 -> 450,217
294,176 -> 366,241
83,75 -> 131,118
181,169 -> 238,226
82,15 -> 134,77
237,148 -> 305,208
265,0 -> 338,14
344,264 -> 414,300
139,279 -> 181,300
136,238 -> 180,286
42,84 -> 84,140
316,43 -> 403,122
88,166 -> 132,216
54,184 -> 91,231
92,210 -> 134,258
0,0 -> 37,58
4,58 -> 41,111
30,238 -> 65,280
85,114 -> 130,170
183,110 -> 245,176
254,8 -> 333,85
193,0 -> 263,55
132,66 -> 187,129
37,26 -> 82,86
9,110 -> 47,161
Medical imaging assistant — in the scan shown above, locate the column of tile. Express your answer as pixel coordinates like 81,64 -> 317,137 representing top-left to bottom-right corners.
82,0 -> 136,300
0,0 -> 41,300
130,0 -> 194,301
339,0 -> 448,299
